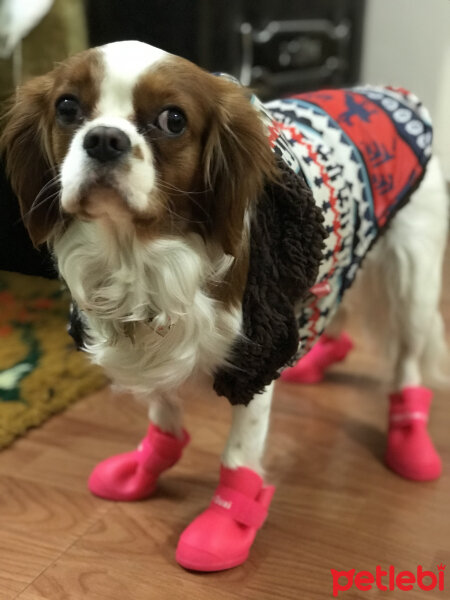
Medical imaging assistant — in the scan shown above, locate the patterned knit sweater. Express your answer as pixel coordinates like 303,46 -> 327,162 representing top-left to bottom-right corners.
214,85 -> 432,404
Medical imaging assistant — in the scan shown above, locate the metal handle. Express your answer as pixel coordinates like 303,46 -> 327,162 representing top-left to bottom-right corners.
239,18 -> 350,87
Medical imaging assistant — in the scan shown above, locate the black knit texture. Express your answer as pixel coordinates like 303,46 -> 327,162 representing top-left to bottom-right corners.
214,159 -> 327,406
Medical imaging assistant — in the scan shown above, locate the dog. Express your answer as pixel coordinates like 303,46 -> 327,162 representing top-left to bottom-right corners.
1,40 -> 448,572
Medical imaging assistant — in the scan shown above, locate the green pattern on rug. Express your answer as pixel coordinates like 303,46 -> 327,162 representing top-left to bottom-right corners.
0,271 -> 107,449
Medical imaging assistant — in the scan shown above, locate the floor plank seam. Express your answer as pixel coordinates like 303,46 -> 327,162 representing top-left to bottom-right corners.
12,500 -> 116,600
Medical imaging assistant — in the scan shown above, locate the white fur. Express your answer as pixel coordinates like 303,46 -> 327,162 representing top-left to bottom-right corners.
222,382 -> 274,474
369,156 -> 448,390
60,115 -> 155,215
148,390 -> 184,438
99,41 -> 168,118
54,220 -> 242,398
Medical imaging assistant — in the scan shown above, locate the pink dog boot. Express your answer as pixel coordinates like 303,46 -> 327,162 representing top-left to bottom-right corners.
281,332 -> 354,384
385,387 -> 442,481
176,465 -> 275,571
88,424 -> 190,501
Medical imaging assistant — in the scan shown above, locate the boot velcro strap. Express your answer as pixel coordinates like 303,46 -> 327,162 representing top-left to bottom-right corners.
209,484 -> 275,529
390,411 -> 428,424
389,387 -> 432,426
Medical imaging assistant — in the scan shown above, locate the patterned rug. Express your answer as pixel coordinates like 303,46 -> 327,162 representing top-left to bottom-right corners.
0,271 -> 107,449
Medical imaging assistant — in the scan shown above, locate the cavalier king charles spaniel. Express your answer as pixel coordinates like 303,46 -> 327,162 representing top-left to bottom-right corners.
1,40 -> 448,572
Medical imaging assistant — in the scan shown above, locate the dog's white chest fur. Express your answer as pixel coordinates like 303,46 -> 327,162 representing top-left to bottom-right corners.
54,221 -> 241,397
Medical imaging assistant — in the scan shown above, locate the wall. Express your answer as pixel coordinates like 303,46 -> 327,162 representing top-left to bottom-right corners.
360,0 -> 450,180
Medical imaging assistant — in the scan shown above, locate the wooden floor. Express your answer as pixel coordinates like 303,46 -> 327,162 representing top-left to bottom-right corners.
1,258 -> 449,600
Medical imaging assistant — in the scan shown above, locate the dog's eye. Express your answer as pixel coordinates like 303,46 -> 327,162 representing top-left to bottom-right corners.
155,108 -> 187,136
55,95 -> 83,126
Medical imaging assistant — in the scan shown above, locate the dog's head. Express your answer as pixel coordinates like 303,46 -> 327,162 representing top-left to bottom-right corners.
1,40 -> 276,254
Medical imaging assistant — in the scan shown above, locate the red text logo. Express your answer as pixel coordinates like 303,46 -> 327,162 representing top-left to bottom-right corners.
331,565 -> 445,597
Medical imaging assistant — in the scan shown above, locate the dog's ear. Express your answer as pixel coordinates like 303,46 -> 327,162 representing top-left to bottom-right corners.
0,74 -> 60,246
202,78 -> 277,256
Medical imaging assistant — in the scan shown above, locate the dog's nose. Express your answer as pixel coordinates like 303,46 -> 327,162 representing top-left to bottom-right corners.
83,126 -> 131,162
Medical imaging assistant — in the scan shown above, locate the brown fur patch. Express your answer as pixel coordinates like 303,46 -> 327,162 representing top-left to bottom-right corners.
133,56 -> 278,305
48,49 -> 104,164
132,146 -> 144,160
0,49 -> 103,245
207,248 -> 250,309
79,186 -> 130,222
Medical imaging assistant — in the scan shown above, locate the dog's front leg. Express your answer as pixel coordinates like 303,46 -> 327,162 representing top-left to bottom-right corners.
88,391 -> 190,501
176,383 -> 275,572
221,382 -> 274,474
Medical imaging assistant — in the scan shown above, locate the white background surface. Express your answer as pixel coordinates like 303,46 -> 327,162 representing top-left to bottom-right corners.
361,0 -> 450,180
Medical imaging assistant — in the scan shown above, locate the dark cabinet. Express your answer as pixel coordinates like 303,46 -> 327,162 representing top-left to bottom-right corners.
87,0 -> 365,99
